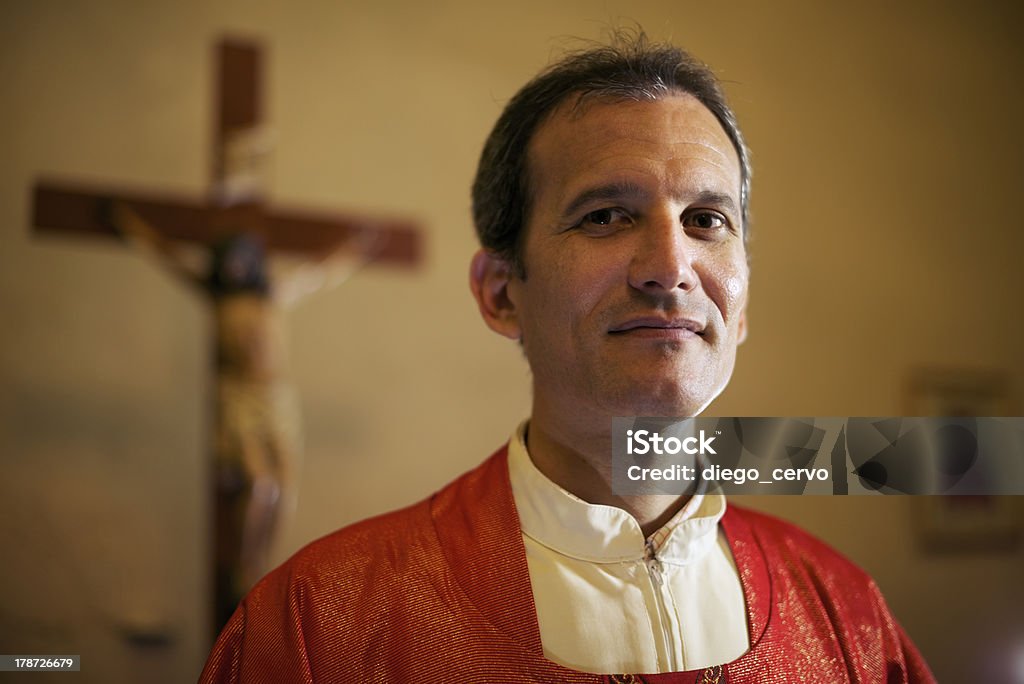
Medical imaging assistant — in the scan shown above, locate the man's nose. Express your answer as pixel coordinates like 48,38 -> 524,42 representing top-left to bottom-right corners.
627,211 -> 699,293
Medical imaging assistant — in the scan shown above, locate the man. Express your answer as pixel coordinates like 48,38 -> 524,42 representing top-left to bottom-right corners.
201,35 -> 934,683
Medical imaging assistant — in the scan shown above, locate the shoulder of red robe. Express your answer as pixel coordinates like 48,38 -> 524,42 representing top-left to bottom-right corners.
197,448 -> 579,684
199,494 -> 448,684
724,504 -> 936,683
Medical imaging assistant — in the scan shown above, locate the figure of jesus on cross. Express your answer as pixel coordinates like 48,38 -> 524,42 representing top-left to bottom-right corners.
109,202 -> 373,633
31,38 -> 421,634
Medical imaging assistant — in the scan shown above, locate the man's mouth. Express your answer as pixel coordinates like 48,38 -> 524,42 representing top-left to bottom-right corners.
608,316 -> 706,338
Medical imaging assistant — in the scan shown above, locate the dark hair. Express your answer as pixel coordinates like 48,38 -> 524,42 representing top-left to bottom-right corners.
471,32 -> 751,276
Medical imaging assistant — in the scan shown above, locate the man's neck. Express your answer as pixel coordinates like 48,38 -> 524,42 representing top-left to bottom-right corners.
525,416 -> 692,538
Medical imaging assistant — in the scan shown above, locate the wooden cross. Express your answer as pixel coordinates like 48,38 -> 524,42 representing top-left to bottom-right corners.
30,38 -> 423,637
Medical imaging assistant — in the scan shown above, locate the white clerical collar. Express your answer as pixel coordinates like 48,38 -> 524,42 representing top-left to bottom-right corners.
507,421 -> 726,566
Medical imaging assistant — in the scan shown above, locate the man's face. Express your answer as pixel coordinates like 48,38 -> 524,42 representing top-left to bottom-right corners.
476,94 -> 748,422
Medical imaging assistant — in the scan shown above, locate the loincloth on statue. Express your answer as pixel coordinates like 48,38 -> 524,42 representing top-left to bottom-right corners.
213,378 -> 301,494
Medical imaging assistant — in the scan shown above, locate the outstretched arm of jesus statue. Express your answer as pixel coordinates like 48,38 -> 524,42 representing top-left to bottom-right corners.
273,226 -> 382,309
107,202 -> 207,293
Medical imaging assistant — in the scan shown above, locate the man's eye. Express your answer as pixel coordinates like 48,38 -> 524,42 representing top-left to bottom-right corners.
684,211 -> 727,230
586,208 -> 615,225
580,208 -> 629,229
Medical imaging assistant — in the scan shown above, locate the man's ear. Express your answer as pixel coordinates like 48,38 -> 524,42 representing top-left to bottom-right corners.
737,306 -> 748,345
469,249 -> 522,341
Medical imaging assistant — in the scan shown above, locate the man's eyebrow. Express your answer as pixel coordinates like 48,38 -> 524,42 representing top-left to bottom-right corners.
690,190 -> 739,216
561,181 -> 650,218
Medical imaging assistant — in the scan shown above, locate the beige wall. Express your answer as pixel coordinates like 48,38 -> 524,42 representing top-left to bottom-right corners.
1,1 -> 1022,681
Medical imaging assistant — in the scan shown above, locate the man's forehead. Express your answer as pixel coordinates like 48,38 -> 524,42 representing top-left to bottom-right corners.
526,93 -> 742,201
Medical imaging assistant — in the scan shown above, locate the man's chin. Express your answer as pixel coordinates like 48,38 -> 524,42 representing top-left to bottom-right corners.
601,387 -> 717,418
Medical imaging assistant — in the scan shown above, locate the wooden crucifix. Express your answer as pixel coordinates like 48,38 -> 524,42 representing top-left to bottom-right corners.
30,38 -> 422,636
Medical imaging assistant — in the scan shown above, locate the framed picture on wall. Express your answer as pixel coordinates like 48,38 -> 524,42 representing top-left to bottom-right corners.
904,367 -> 1014,418
906,367 -> 1022,553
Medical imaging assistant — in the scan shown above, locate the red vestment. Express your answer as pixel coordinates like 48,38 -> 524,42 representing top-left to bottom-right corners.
201,446 -> 934,683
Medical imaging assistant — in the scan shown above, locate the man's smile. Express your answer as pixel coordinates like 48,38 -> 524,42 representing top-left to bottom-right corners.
608,315 -> 706,339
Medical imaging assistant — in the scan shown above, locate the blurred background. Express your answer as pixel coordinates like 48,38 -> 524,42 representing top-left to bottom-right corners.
1,0 -> 1022,681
